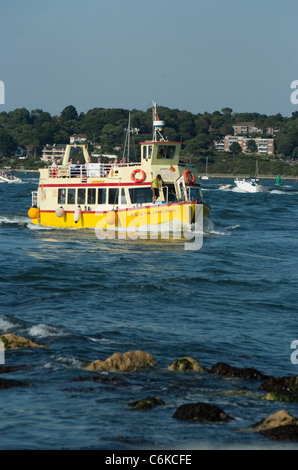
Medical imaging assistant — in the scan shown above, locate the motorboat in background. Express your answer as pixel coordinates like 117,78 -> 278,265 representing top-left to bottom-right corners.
234,177 -> 268,193
0,172 -> 22,183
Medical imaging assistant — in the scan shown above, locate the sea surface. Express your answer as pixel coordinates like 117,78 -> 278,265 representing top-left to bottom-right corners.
0,173 -> 298,451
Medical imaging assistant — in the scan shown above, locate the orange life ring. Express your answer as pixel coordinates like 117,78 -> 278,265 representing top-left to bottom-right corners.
184,170 -> 195,184
51,168 -> 58,178
131,169 -> 146,183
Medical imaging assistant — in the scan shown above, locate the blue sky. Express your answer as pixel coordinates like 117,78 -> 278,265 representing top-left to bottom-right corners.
0,0 -> 298,116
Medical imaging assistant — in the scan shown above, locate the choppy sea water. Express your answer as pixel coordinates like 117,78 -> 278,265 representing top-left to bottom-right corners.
0,173 -> 298,451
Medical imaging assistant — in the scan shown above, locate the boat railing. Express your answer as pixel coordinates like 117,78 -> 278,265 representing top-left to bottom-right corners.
31,191 -> 38,206
47,161 -> 142,180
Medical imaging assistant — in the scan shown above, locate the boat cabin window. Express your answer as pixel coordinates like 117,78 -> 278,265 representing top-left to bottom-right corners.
157,145 -> 176,159
98,188 -> 106,204
189,187 -> 202,202
58,188 -> 66,204
78,188 -> 86,205
129,187 -> 152,204
143,145 -> 153,160
88,188 -> 96,205
108,188 -> 119,205
67,188 -> 76,204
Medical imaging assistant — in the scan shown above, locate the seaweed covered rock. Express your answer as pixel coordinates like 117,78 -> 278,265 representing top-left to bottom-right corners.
251,410 -> 298,432
130,396 -> 165,411
210,362 -> 267,380
259,376 -> 298,398
168,357 -> 206,372
251,410 -> 298,442
0,334 -> 44,350
86,350 -> 158,372
173,402 -> 232,422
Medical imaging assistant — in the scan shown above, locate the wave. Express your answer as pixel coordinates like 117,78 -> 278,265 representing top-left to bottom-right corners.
0,215 -> 29,226
27,323 -> 69,339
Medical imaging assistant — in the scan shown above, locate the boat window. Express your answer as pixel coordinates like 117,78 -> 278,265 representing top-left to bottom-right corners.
88,188 -> 96,205
120,188 -> 127,205
67,188 -> 76,204
157,145 -> 175,159
108,188 -> 119,205
189,187 -> 202,202
98,188 -> 106,204
58,188 -> 66,204
129,187 -> 152,204
78,188 -> 86,205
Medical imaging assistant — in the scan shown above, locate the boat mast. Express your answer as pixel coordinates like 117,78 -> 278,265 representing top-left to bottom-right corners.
152,101 -> 165,142
123,112 -> 131,163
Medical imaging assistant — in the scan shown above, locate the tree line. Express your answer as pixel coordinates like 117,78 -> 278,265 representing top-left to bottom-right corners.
1,104 -> 298,163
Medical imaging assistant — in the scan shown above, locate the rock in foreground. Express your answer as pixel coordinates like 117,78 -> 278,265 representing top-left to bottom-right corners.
173,402 -> 232,422
130,396 -> 165,411
251,410 -> 298,432
251,410 -> 298,442
168,357 -> 205,372
86,350 -> 158,372
0,334 -> 44,350
210,362 -> 267,380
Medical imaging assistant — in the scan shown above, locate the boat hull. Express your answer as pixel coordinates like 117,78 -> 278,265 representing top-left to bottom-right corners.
30,201 -> 210,234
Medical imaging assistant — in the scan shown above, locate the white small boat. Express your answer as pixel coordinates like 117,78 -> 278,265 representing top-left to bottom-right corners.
234,178 -> 268,193
0,172 -> 22,183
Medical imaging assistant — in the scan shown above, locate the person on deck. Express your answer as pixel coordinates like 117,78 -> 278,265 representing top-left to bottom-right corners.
151,174 -> 163,202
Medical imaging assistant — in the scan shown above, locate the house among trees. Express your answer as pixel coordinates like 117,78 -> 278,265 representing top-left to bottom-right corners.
69,134 -> 87,144
41,143 -> 67,163
213,135 -> 274,155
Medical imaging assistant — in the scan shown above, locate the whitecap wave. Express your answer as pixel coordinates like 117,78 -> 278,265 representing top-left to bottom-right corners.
27,323 -> 67,339
0,215 -> 29,225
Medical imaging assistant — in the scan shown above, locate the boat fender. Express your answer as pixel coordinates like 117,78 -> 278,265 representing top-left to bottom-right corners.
55,207 -> 65,218
73,206 -> 82,223
28,206 -> 40,220
106,210 -> 118,226
131,169 -> 146,183
184,170 -> 195,184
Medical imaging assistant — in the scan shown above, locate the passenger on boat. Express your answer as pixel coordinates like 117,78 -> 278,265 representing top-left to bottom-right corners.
151,174 -> 163,202
68,158 -> 77,177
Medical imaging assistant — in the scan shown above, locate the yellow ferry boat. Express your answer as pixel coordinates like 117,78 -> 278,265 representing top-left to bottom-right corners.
28,104 -> 211,238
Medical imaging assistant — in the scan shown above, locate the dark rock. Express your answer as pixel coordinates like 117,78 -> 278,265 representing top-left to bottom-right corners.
0,378 -> 30,389
0,365 -> 30,375
130,396 -> 165,411
210,362 -> 267,380
260,425 -> 298,442
259,376 -> 298,395
173,402 -> 232,422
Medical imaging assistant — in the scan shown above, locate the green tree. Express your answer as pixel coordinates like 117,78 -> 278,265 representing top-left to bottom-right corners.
0,129 -> 17,156
229,142 -> 242,154
60,105 -> 78,121
246,139 -> 257,153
